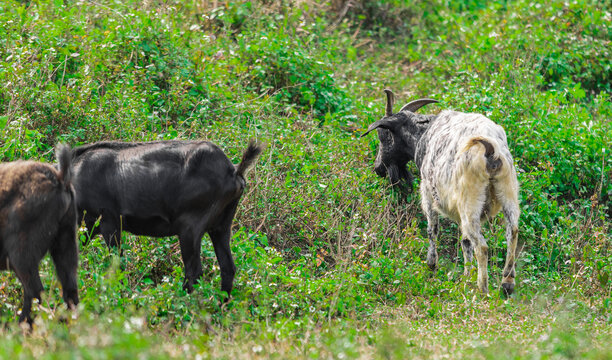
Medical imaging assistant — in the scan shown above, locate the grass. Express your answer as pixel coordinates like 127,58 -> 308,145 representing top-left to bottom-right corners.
0,0 -> 610,358
1,259 -> 610,359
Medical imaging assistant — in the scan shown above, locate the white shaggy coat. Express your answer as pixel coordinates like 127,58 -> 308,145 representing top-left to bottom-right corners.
417,110 -> 520,293
365,95 -> 521,294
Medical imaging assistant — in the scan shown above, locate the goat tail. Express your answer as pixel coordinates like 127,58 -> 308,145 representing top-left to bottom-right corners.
56,143 -> 73,190
236,141 -> 263,178
459,136 -> 503,178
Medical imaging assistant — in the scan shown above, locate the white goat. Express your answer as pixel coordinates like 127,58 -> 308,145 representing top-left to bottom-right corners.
363,90 -> 520,295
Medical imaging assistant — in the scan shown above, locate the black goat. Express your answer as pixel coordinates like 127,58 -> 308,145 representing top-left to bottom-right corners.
0,145 -> 79,324
71,140 -> 262,296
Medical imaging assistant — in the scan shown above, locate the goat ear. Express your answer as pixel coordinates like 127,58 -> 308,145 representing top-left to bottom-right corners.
361,118 -> 398,137
415,118 -> 432,124
399,98 -> 439,113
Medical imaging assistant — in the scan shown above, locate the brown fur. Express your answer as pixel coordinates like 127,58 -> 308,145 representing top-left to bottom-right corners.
0,145 -> 78,325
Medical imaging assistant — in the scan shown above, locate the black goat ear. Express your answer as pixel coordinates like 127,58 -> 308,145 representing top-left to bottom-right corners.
361,117 -> 399,137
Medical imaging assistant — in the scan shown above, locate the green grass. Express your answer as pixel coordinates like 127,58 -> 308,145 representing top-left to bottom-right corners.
0,0 -> 610,358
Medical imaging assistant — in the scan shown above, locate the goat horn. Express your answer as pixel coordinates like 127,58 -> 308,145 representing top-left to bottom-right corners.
361,118 -> 396,137
384,89 -> 395,116
399,98 -> 439,113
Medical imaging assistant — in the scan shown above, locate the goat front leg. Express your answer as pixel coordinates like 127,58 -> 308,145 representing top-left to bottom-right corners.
178,228 -> 204,293
461,238 -> 475,276
99,212 -> 121,250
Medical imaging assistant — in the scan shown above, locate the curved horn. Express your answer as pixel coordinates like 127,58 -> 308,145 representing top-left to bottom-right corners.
384,89 -> 395,116
399,98 -> 439,113
361,118 -> 397,137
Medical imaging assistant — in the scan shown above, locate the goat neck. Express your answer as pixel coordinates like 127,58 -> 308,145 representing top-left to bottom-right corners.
412,113 -> 439,170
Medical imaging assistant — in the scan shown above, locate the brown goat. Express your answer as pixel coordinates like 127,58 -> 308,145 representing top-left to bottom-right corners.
0,145 -> 79,324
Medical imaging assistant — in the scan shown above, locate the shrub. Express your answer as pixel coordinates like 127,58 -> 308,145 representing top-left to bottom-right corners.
236,29 -> 350,119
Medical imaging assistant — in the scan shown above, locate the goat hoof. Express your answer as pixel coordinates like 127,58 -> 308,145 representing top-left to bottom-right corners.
501,282 -> 514,297
182,281 -> 194,294
18,317 -> 34,332
426,253 -> 438,271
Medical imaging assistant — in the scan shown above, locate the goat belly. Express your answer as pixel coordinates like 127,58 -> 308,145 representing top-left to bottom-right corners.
0,254 -> 8,270
122,215 -> 175,237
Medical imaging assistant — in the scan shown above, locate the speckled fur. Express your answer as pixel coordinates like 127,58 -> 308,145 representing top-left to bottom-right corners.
418,110 -> 519,294
366,98 -> 520,295
417,111 -> 517,223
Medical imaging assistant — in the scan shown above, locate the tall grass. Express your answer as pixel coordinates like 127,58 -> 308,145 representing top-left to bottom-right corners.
0,0 -> 610,358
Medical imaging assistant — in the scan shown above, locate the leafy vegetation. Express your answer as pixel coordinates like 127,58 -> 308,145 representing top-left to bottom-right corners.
0,0 -> 610,358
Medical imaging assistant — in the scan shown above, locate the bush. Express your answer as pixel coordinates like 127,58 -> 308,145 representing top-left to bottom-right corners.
0,0 -> 610,356
237,28 -> 350,119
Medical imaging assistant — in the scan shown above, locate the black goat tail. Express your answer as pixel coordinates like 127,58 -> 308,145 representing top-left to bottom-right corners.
463,136 -> 503,174
56,143 -> 73,189
475,138 -> 503,174
236,141 -> 263,178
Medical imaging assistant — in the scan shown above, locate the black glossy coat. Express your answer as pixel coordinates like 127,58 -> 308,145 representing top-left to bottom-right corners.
71,140 -> 261,295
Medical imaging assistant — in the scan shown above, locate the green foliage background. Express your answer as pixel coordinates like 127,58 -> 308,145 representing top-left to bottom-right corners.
0,0 -> 610,358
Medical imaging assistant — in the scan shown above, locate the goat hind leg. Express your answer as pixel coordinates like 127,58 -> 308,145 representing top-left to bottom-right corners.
461,220 -> 489,293
474,241 -> 489,293
210,226 -> 236,297
423,200 -> 439,270
50,225 -> 80,309
501,203 -> 519,296
14,264 -> 44,325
